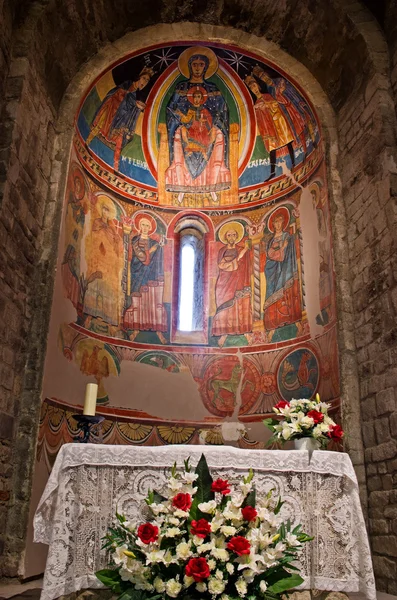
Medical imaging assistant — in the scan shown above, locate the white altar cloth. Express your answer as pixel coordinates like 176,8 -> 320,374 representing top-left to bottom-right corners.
34,444 -> 376,600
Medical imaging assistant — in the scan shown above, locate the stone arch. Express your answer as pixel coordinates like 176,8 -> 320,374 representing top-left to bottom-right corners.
0,5 -> 396,592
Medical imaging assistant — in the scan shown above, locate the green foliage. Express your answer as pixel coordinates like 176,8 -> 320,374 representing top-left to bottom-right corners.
189,453 -> 214,522
268,573 -> 304,594
242,487 -> 256,508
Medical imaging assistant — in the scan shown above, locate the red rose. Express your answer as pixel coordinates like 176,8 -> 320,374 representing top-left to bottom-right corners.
227,536 -> 251,555
172,492 -> 192,512
185,557 -> 211,582
137,522 -> 159,544
274,400 -> 289,410
241,506 -> 258,522
327,424 -> 344,441
211,478 -> 231,495
190,518 -> 211,538
307,410 -> 324,424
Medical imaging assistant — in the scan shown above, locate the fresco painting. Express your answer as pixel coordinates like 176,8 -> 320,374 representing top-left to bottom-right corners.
41,41 -> 340,455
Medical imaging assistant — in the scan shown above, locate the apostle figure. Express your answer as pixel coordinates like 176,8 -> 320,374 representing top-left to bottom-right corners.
165,47 -> 231,203
212,221 -> 252,347
86,66 -> 154,172
123,213 -> 167,344
245,74 -> 296,182
84,196 -> 123,328
262,208 -> 302,342
252,66 -> 311,162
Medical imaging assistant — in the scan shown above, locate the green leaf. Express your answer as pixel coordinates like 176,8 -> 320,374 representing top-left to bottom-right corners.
96,569 -> 122,590
268,574 -> 304,593
263,418 -> 278,430
244,468 -> 254,484
189,454 -> 214,522
274,496 -> 284,514
242,487 -> 256,508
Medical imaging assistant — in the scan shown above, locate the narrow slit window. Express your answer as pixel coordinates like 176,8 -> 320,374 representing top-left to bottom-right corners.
178,243 -> 195,331
177,230 -> 204,333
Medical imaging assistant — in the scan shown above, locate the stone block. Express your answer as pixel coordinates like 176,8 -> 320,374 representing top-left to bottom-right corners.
372,535 -> 397,557
375,417 -> 391,443
372,440 -> 397,462
382,474 -> 394,490
372,554 -> 396,579
369,490 -> 390,508
362,421 -> 376,447
361,396 -> 377,420
0,411 -> 13,442
370,518 -> 389,534
368,476 -> 382,492
384,505 -> 397,519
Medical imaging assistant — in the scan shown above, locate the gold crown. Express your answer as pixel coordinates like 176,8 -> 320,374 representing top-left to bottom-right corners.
245,74 -> 257,86
139,66 -> 155,79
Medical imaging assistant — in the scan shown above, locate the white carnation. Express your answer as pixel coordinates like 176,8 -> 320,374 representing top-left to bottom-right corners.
208,558 -> 216,570
165,578 -> 182,598
215,569 -> 223,580
176,541 -> 192,560
196,582 -> 207,592
150,503 -> 167,515
183,575 -> 195,588
226,562 -> 235,574
235,578 -> 248,597
208,578 -> 226,595
259,581 -> 267,593
193,535 -> 204,546
154,577 -> 166,593
211,548 -> 229,561
220,525 -> 236,536
165,527 -> 181,537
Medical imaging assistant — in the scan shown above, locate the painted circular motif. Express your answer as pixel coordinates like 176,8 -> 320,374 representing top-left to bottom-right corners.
277,347 -> 319,401
239,358 -> 261,416
136,351 -> 180,372
199,356 -> 241,417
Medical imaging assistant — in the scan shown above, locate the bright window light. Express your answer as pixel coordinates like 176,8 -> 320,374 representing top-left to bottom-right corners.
179,243 -> 195,331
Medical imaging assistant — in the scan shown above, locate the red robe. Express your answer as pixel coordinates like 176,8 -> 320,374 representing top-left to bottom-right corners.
212,244 -> 252,336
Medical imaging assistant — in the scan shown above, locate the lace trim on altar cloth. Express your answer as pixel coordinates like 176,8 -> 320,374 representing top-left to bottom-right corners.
34,444 -> 376,600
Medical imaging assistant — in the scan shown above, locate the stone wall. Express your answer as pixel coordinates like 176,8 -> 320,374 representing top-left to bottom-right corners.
0,0 -> 396,591
0,48 -> 59,575
337,7 -> 397,594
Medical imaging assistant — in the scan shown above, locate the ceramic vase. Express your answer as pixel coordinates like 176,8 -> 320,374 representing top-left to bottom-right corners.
294,437 -> 321,451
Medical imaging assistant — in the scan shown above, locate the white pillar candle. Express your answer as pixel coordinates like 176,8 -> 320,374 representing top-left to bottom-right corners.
83,383 -> 98,416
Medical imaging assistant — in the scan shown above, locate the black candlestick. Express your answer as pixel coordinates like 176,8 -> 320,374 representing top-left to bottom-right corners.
72,414 -> 105,443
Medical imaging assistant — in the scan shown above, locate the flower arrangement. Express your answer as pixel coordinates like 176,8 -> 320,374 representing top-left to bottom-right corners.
263,394 -> 344,447
96,455 -> 312,600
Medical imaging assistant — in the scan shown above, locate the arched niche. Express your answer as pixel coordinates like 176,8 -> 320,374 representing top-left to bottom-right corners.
22,23 -> 366,580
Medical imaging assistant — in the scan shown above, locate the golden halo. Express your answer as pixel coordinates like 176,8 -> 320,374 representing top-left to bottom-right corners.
267,207 -> 290,233
178,46 -> 219,79
308,182 -> 322,207
134,212 -> 157,234
96,194 -> 117,220
218,221 -> 245,245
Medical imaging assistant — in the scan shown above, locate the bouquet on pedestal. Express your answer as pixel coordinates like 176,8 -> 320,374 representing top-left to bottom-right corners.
96,455 -> 312,600
263,394 -> 344,448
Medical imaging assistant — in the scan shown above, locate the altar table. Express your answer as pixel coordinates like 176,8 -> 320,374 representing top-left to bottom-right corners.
33,444 -> 376,600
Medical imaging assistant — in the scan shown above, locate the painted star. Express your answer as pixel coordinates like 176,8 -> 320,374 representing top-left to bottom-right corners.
223,50 -> 250,73
152,48 -> 177,70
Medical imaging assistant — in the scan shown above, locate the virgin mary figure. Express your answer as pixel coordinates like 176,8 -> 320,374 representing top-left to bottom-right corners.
165,47 -> 231,202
